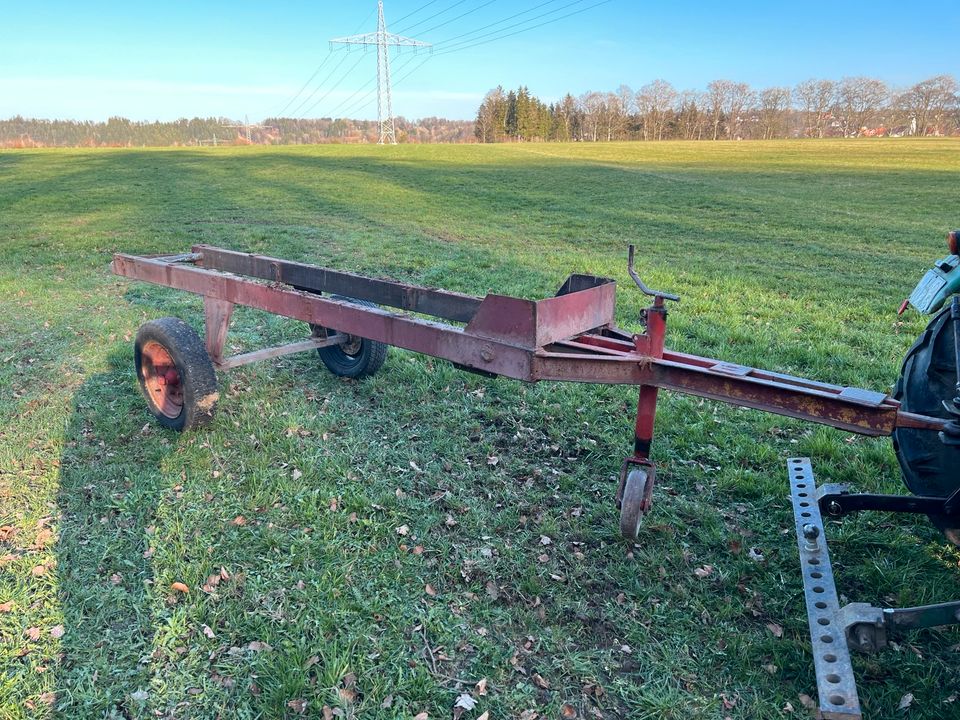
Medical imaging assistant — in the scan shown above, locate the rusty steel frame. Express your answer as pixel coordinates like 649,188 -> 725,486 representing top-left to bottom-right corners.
112,246 -> 949,445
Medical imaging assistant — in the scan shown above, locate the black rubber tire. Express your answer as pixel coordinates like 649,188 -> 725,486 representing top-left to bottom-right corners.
311,296 -> 388,379
134,317 -> 219,431
892,306 -> 960,545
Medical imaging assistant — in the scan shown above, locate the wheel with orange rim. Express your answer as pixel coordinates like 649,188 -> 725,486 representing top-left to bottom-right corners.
134,317 -> 218,431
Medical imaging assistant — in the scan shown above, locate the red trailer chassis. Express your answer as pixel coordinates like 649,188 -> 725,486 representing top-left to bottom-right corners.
112,246 -> 946,420
113,244 -> 958,720
111,244 -> 947,533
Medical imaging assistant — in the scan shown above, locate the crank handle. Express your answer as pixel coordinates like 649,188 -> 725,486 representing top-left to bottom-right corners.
628,245 -> 679,302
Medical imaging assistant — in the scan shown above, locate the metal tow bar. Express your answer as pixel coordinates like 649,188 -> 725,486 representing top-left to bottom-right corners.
788,458 -> 862,720
788,459 -> 960,719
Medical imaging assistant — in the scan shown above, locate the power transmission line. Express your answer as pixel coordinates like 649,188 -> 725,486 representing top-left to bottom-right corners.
433,0 -> 564,45
434,0 -> 611,56
288,51 -> 353,117
273,8 -> 375,118
391,0 -> 443,26
275,53 -> 332,117
299,52 -> 369,118
345,53 -> 432,120
393,0 -> 471,34
435,0 -> 588,52
392,55 -> 434,88
328,53 -> 420,119
327,79 -> 377,118
414,0 -> 498,37
330,1 -> 432,144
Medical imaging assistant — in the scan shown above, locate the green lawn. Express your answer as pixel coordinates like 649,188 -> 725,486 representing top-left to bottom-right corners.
1,139 -> 959,720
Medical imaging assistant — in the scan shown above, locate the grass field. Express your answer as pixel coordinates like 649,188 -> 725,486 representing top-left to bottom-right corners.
1,139 -> 959,720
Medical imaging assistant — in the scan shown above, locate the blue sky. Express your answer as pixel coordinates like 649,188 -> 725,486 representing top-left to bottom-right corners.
1,1 -> 958,122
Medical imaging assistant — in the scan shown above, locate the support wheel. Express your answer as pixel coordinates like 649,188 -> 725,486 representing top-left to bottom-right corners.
619,468 -> 651,541
134,317 -> 218,431
893,306 -> 960,546
310,296 -> 388,379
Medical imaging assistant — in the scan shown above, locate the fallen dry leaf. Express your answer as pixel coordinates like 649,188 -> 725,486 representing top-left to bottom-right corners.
798,693 -> 817,711
477,713 -> 489,720
231,515 -> 247,526
201,624 -> 215,639
453,693 -> 477,719
475,678 -> 488,695
396,524 -> 410,536
247,641 -> 272,652
25,627 -> 41,641
49,625 -> 64,639
766,622 -> 784,639
425,584 -> 438,597
292,468 -> 302,481
33,529 -> 54,549
322,706 -> 334,720
532,673 -> 550,689
170,582 -> 190,594
0,601 -> 13,613
414,713 -> 429,720
899,693 -> 914,710
287,698 -> 308,714
693,565 -> 713,579
561,704 -> 577,719
31,565 -> 47,577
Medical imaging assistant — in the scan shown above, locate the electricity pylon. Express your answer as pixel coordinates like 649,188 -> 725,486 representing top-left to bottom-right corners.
223,115 -> 273,143
330,1 -> 431,145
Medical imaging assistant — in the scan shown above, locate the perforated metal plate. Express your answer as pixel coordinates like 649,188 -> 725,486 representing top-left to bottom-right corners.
787,458 -> 862,720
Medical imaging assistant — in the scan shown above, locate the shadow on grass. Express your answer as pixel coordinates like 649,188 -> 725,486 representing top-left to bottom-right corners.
54,348 -> 176,717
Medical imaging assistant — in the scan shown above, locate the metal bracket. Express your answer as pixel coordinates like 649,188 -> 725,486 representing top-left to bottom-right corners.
788,458 -> 863,719
817,483 -> 960,518
841,600 -> 960,653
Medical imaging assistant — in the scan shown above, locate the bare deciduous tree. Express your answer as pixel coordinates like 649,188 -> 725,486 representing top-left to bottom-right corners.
896,75 -> 959,136
706,79 -> 730,140
758,87 -> 791,139
794,79 -> 836,138
836,77 -> 888,136
636,79 -> 678,141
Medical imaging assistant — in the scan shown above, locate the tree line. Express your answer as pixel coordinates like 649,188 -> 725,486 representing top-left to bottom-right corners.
0,115 -> 474,148
474,75 -> 959,142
